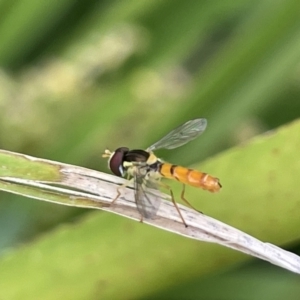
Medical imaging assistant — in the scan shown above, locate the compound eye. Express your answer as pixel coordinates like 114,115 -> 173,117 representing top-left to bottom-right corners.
108,147 -> 129,177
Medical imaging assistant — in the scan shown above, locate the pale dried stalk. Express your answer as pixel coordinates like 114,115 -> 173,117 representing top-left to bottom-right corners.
0,151 -> 300,274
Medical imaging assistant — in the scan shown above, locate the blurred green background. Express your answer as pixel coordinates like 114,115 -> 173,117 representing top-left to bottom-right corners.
0,0 -> 300,299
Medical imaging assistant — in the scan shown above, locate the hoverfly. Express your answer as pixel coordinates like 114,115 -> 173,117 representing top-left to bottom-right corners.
102,118 -> 221,227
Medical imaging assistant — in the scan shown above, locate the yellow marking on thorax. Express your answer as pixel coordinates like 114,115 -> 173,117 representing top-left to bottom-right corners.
146,152 -> 160,165
122,161 -> 135,177
123,161 -> 134,168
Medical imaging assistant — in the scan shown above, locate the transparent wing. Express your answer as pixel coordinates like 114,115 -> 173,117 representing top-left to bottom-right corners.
147,118 -> 207,152
134,169 -> 161,219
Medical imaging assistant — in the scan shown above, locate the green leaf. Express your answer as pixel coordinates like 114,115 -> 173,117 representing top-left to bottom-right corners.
0,120 -> 299,299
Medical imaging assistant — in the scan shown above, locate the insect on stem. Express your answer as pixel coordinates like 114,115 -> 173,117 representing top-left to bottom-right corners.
102,118 -> 221,227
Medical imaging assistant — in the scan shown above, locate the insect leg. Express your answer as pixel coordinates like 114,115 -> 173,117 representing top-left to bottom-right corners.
159,182 -> 188,228
112,179 -> 144,223
111,176 -> 133,205
139,209 -> 144,224
180,184 -> 203,214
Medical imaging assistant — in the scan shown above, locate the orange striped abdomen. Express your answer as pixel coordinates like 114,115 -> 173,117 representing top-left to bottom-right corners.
159,163 -> 221,193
